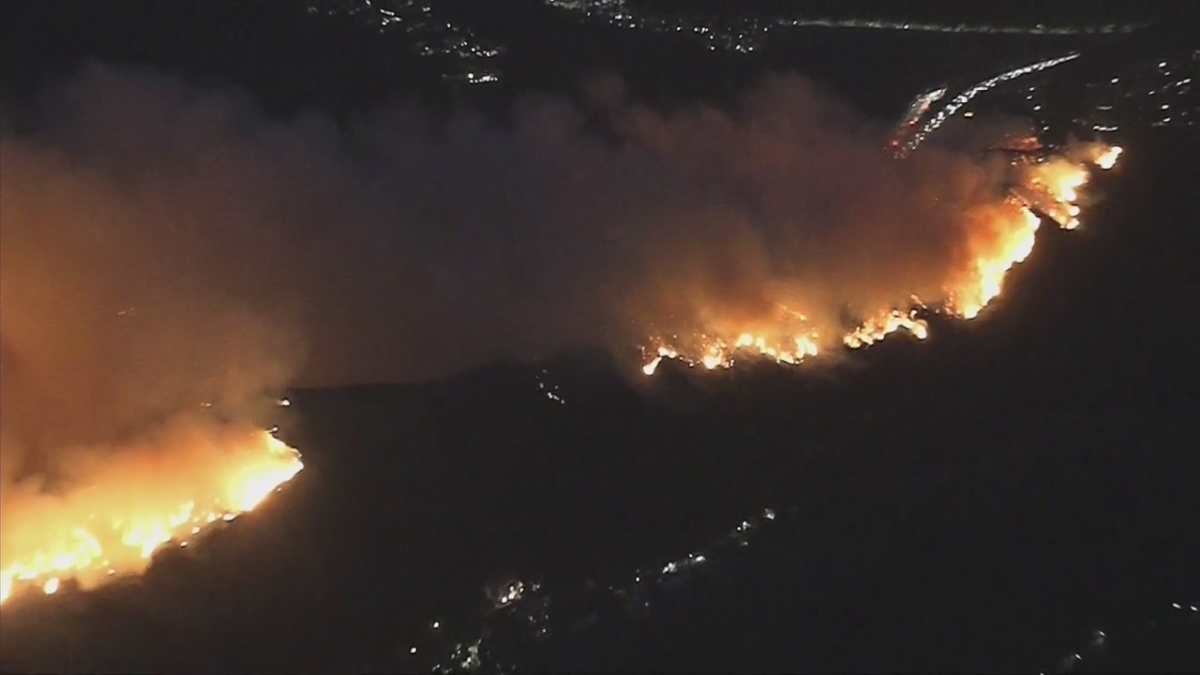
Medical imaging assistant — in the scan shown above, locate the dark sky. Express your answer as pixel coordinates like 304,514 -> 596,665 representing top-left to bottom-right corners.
634,0 -> 1165,22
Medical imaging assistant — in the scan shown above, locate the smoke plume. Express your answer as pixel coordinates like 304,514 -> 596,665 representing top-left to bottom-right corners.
0,62 -> 1018,548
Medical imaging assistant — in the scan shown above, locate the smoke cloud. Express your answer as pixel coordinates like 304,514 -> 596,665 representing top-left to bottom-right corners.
0,62 -> 1016,517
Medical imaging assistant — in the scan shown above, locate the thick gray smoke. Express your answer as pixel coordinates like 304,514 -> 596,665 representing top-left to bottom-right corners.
1,61 -> 1011,460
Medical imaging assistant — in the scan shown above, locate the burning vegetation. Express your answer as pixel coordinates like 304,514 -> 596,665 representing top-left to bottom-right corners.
0,422 -> 302,605
640,143 -> 1120,375
0,62 -> 1123,606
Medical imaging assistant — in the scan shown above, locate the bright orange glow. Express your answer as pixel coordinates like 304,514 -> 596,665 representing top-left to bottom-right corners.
642,313 -> 822,374
946,204 -> 1041,320
641,144 -> 1120,374
0,430 -> 302,605
844,308 -> 930,348
1093,145 -> 1122,170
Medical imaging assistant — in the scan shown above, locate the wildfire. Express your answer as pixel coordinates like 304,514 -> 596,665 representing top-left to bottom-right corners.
946,203 -> 1042,320
844,308 -> 930,348
642,329 -> 820,376
0,429 -> 303,605
641,144 -> 1121,375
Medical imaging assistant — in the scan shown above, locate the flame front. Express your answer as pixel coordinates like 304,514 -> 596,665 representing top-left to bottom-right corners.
642,144 -> 1120,374
0,429 -> 303,605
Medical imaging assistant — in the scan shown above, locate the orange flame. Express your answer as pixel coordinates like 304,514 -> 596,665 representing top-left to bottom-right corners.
0,429 -> 303,605
641,144 -> 1120,374
1092,145 -> 1122,171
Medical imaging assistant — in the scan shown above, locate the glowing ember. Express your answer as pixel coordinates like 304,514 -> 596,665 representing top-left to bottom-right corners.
1093,145 -> 1122,170
641,144 -> 1120,375
0,430 -> 303,605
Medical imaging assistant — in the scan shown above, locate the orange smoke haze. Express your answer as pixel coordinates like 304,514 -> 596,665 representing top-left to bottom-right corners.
0,62 -> 1116,600
1,63 -> 1105,386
